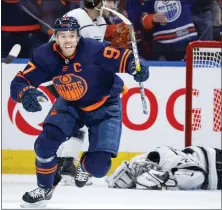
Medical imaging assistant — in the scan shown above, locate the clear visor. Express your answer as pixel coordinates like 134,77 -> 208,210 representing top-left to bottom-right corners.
95,1 -> 104,16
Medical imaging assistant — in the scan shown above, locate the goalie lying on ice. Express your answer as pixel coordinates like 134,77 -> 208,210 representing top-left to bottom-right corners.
106,146 -> 222,190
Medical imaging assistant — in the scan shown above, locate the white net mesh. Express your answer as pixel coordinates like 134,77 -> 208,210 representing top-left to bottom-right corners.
193,47 -> 222,68
190,44 -> 222,147
213,89 -> 222,132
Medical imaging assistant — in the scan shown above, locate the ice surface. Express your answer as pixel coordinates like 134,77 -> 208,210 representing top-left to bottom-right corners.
2,175 -> 221,209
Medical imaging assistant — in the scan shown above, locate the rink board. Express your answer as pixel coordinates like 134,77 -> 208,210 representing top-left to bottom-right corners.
2,150 -> 141,175
2,60 -> 221,174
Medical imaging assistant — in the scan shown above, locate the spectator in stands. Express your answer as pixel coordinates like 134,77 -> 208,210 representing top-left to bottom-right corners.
219,0 -> 222,40
211,0 -> 222,40
118,0 -> 152,60
20,0 -> 81,39
141,0 -> 198,61
191,0 -> 213,40
103,0 -> 123,24
1,0 -> 48,58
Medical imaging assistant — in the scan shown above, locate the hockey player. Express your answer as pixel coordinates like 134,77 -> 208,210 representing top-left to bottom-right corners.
106,146 -> 222,190
47,0 -> 130,187
10,17 -> 149,208
182,146 -> 222,190
64,0 -> 129,47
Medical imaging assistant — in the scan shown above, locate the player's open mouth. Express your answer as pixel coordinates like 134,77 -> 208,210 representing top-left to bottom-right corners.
65,46 -> 72,49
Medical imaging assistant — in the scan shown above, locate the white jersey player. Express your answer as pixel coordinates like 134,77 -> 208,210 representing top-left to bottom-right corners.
182,146 -> 222,190
106,146 -> 222,190
64,1 -> 107,42
52,0 -> 130,187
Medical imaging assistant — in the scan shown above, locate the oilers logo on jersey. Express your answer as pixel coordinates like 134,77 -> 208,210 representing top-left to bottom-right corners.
154,0 -> 182,23
53,74 -> 88,101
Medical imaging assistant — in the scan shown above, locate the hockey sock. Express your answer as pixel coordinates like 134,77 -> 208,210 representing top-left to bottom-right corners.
36,156 -> 58,189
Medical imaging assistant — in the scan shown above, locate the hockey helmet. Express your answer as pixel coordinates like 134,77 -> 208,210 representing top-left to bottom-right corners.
84,0 -> 103,9
54,17 -> 80,36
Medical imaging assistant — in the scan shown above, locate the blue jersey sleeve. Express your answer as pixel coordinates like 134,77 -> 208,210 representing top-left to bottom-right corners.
94,44 -> 134,74
141,0 -> 155,14
10,50 -> 51,102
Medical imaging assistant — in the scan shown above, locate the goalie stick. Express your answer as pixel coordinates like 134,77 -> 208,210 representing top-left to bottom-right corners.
102,6 -> 148,115
2,44 -> 21,64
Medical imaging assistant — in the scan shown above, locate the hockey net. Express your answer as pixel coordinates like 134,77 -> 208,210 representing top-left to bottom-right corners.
185,41 -> 222,147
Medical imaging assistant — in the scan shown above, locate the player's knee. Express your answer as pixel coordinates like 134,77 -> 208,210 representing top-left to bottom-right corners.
34,124 -> 66,158
83,151 -> 112,178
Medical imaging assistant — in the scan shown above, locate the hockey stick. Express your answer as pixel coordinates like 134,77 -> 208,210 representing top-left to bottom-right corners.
102,6 -> 148,115
20,5 -> 55,42
2,44 -> 21,64
20,5 -> 53,30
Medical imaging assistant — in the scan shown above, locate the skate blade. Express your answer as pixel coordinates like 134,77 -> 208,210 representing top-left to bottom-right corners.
85,178 -> 93,186
20,200 -> 47,208
60,175 -> 75,186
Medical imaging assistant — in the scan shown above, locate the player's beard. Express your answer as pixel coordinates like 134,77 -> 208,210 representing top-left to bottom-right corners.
58,40 -> 78,57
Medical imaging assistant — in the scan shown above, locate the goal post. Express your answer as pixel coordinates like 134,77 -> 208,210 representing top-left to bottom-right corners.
185,41 -> 222,147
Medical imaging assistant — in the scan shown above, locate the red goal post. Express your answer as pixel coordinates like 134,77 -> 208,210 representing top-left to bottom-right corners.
185,41 -> 222,147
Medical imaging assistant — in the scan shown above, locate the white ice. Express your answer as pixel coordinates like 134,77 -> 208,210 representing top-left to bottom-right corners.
2,175 -> 221,209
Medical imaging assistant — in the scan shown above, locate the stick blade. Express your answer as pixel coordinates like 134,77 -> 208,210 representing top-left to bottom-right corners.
2,44 -> 21,64
9,44 -> 21,57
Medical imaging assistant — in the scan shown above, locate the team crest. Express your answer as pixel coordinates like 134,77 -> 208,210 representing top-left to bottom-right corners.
154,0 -> 181,23
52,74 -> 88,101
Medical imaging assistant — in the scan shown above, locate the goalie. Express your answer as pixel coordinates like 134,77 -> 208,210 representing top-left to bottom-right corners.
106,146 -> 222,190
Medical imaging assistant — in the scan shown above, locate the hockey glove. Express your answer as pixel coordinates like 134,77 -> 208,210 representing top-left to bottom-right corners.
136,170 -> 170,190
20,87 -> 48,112
128,59 -> 149,82
105,22 -> 130,48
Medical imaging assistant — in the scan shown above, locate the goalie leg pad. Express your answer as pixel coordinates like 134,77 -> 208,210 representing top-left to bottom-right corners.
173,169 -> 205,190
59,137 -> 84,159
106,161 -> 134,189
57,129 -> 85,158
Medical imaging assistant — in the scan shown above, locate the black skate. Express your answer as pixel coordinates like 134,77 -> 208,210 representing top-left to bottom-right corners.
75,164 -> 90,187
61,157 -> 77,176
20,187 -> 54,208
60,157 -> 77,186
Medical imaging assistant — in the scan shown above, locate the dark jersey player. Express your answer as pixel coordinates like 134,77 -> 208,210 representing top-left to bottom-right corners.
10,16 -> 149,208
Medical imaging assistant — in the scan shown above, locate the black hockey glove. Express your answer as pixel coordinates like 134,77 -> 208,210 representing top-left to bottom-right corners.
20,86 -> 48,112
128,59 -> 149,82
